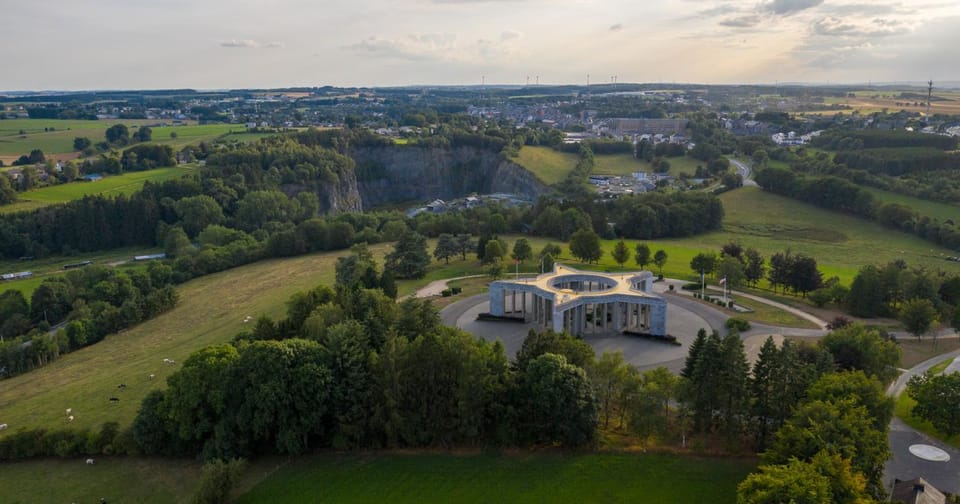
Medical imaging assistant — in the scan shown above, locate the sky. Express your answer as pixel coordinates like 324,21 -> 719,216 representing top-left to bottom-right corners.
3,0 -> 959,90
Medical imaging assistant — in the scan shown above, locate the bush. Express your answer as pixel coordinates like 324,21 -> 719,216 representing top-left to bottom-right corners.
192,458 -> 247,504
441,289 -> 452,297
726,317 -> 751,332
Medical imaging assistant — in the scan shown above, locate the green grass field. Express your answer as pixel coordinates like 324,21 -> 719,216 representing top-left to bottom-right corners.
862,186 -> 960,222
657,187 -> 960,283
0,244 -> 393,437
514,146 -> 578,185
0,457 -> 205,504
0,119 -> 249,163
0,119 -> 163,159
237,453 -> 756,504
0,247 -> 164,297
0,166 -> 195,214
515,146 -> 706,185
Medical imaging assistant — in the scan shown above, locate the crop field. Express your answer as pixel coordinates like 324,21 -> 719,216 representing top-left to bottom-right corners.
0,166 -> 195,214
237,453 -> 756,504
805,89 -> 960,116
0,244 -> 393,437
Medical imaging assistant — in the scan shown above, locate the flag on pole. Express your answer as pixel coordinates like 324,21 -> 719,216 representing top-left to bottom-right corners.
719,277 -> 726,286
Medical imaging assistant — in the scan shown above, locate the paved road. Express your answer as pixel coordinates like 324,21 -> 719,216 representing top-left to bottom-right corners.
885,348 -> 960,494
413,275 -> 485,299
730,158 -> 758,187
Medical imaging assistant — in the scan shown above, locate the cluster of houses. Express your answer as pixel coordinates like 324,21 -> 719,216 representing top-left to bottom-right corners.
770,130 -> 822,146
588,172 -> 681,197
405,193 -> 530,218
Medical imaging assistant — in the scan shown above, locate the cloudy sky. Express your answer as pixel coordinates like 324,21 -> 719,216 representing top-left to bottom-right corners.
3,0 -> 959,90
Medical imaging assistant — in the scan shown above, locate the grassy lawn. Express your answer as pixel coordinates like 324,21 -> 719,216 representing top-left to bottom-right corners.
237,452 -> 756,504
0,244 -> 396,437
895,356 -> 960,449
0,166 -> 195,214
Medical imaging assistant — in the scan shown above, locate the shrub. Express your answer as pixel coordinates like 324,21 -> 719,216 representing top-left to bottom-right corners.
726,317 -> 751,332
191,458 -> 247,504
441,289 -> 452,297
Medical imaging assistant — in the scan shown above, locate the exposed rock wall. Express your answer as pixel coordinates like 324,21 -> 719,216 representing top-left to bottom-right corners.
350,146 -> 548,209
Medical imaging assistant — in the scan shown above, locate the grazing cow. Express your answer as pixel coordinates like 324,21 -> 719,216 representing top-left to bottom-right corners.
0,423 -> 7,430
149,374 -> 155,379
68,415 -> 74,422
117,384 -> 126,390
66,408 -> 72,414
109,397 -> 119,403
86,458 -> 95,465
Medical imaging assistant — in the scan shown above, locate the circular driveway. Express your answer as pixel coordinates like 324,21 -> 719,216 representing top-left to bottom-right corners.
446,295 -> 715,372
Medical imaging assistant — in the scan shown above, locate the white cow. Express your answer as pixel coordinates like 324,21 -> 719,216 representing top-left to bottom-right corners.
0,423 -> 7,430
68,415 -> 75,422
66,408 -> 72,414
86,458 -> 95,465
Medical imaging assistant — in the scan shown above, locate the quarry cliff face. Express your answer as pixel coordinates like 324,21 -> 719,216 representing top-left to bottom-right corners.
349,146 -> 549,209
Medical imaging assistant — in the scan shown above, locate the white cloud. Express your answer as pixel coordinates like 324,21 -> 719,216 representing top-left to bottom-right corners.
219,39 -> 285,49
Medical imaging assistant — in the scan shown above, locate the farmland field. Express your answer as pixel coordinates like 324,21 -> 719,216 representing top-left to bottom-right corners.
0,119 -> 258,164
0,166 -> 195,214
237,453 -> 756,504
0,118 -> 167,161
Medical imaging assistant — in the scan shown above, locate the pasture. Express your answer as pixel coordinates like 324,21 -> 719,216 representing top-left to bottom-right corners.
0,244 -> 392,437
237,452 -> 756,504
0,457 -> 205,504
0,166 -> 195,214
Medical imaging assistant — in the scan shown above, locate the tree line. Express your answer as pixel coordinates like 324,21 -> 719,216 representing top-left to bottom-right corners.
0,263 -> 178,379
755,165 -> 960,250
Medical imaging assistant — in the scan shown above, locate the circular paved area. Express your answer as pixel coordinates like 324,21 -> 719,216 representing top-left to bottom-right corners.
909,444 -> 951,462
450,297 -> 713,372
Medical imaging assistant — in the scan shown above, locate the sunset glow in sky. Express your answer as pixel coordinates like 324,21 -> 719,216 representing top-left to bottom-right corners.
4,0 -> 959,89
